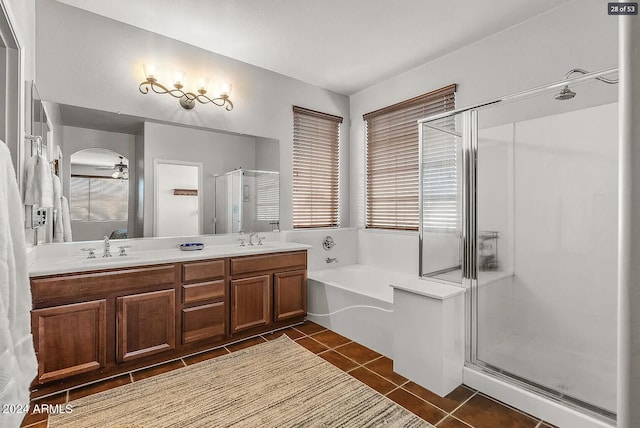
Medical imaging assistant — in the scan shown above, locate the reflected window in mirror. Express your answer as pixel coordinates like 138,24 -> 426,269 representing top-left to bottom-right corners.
69,148 -> 129,240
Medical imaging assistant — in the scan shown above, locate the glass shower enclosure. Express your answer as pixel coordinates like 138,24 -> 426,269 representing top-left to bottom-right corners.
214,168 -> 279,234
418,68 -> 618,421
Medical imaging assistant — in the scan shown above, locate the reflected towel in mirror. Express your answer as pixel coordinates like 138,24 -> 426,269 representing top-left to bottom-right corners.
23,154 -> 53,207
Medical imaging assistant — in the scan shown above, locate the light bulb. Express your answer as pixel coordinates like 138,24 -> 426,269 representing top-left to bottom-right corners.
112,170 -> 120,179
219,82 -> 232,98
143,64 -> 158,81
197,77 -> 209,94
173,71 -> 185,89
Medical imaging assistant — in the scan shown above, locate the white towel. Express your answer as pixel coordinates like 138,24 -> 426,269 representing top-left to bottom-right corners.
23,154 -> 53,208
61,195 -> 73,242
0,141 -> 39,428
52,175 -> 64,243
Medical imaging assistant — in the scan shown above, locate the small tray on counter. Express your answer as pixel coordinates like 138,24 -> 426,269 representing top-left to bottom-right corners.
178,242 -> 205,251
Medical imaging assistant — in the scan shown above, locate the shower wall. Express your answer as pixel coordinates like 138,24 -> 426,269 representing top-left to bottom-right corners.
476,102 -> 618,412
512,103 -> 617,363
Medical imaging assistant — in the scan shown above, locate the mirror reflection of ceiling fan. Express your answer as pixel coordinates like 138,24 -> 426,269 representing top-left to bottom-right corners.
95,156 -> 129,180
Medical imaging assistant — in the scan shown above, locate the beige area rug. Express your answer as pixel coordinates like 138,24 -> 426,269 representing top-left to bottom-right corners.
49,335 -> 433,427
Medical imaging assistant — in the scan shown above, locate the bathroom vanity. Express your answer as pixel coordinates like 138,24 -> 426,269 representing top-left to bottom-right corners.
28,242 -> 308,395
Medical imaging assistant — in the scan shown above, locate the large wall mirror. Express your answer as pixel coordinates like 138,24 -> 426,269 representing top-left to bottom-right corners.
33,101 -> 280,244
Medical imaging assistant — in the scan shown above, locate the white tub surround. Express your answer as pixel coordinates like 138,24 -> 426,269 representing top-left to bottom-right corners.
29,236 -> 310,276
391,278 -> 465,397
307,264 -> 415,357
281,228 -> 358,271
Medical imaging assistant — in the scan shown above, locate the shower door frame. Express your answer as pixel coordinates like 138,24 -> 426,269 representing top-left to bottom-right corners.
417,66 -> 618,422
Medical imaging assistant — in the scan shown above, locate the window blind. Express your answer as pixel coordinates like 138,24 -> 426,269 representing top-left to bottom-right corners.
364,84 -> 456,230
292,106 -> 342,228
255,172 -> 279,221
70,176 -> 128,222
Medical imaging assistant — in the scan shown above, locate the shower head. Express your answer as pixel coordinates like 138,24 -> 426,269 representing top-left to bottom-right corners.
554,85 -> 576,101
554,68 -> 618,101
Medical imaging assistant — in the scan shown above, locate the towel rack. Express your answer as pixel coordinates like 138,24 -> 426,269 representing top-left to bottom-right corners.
25,134 -> 43,156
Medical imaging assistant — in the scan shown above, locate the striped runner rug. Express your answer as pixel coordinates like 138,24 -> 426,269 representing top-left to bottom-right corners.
48,335 -> 432,427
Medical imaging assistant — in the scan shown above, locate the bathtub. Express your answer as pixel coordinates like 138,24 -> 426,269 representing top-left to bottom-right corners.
307,264 -> 416,358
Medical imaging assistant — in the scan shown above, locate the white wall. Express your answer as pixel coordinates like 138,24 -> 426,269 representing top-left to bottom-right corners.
34,0 -> 350,231
281,228 -> 357,271
255,137 -> 279,172
349,0 -> 617,228
142,122 -> 258,236
357,229 -> 418,275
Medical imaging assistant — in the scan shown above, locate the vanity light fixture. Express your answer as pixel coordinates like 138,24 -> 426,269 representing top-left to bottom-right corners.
139,64 -> 234,111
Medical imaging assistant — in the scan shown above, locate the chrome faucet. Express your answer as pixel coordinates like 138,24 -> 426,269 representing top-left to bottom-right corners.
248,231 -> 257,246
326,257 -> 339,264
103,236 -> 112,258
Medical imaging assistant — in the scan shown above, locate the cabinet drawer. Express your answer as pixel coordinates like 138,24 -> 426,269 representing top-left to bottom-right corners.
183,280 -> 225,304
231,251 -> 306,276
182,259 -> 226,283
182,302 -> 226,344
32,265 -> 177,308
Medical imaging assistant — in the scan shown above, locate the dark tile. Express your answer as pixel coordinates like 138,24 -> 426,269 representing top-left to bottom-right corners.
294,321 -> 326,335
183,347 -> 229,365
68,374 -> 131,401
334,342 -> 381,365
132,360 -> 185,382
404,382 -> 475,412
226,336 -> 267,353
319,350 -> 359,372
295,337 -> 329,354
453,394 -> 538,428
387,388 -> 447,424
263,327 -> 304,340
436,416 -> 473,428
365,357 -> 408,386
348,367 -> 397,395
21,392 -> 66,427
309,330 -> 351,348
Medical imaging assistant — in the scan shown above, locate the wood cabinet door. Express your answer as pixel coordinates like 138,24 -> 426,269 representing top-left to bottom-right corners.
230,275 -> 271,334
31,300 -> 107,383
117,289 -> 176,362
273,270 -> 307,322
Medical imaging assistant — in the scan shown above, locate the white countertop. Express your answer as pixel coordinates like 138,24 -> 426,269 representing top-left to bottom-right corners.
29,241 -> 311,277
390,277 -> 466,300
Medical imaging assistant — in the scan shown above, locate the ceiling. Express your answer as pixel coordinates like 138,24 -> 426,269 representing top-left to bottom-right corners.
60,104 -> 143,135
56,0 -> 570,95
70,147 -> 126,167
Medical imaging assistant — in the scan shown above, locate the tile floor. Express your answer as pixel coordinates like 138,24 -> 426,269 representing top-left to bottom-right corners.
21,321 -> 558,428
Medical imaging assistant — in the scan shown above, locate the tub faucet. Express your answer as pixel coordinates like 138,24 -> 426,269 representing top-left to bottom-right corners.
326,257 -> 339,264
103,236 -> 112,258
